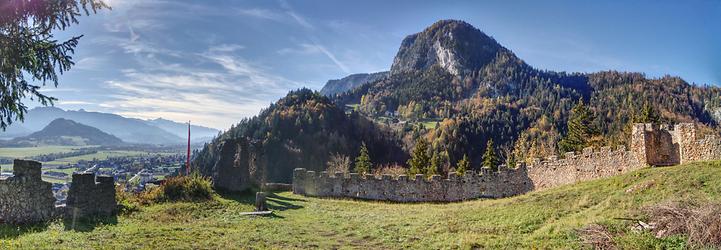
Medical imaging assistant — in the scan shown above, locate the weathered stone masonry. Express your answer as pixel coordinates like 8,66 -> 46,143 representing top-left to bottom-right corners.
0,160 -> 56,224
293,166 -> 532,202
0,160 -> 117,224
65,173 -> 118,219
294,123 -> 721,202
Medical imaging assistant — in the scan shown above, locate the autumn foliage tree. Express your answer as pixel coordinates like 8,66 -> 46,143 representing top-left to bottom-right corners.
455,154 -> 470,176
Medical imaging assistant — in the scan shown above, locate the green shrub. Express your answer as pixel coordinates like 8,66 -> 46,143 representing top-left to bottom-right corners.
116,173 -> 214,207
157,173 -> 214,202
115,185 -> 140,214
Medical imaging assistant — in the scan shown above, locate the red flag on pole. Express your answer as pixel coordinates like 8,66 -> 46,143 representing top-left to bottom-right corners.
186,121 -> 191,175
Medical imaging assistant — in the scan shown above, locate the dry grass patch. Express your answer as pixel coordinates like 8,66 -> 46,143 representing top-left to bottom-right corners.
644,201 -> 721,248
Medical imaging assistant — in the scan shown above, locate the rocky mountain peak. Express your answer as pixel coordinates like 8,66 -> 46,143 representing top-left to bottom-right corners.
390,20 -> 504,77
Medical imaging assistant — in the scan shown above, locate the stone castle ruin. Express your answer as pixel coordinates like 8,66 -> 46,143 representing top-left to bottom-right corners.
293,123 -> 721,202
0,160 -> 117,224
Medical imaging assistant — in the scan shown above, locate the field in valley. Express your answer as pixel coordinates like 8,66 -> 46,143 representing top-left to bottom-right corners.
2,161 -> 719,248
0,146 -> 172,182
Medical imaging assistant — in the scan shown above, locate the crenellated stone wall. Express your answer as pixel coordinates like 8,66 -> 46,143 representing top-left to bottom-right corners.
65,173 -> 118,219
293,165 -> 533,202
525,145 -> 642,190
294,123 -> 721,202
0,160 -> 56,224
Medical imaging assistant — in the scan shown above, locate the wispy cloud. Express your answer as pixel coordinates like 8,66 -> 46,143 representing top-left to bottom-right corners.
58,100 -> 95,105
236,8 -> 285,21
286,11 -> 314,29
98,36 -> 302,128
74,57 -> 106,71
209,44 -> 245,53
277,43 -> 350,73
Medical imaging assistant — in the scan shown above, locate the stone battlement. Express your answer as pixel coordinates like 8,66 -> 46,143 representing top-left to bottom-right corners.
65,173 -> 118,219
0,160 -> 56,224
293,165 -> 532,202
294,123 -> 721,202
0,160 -> 118,225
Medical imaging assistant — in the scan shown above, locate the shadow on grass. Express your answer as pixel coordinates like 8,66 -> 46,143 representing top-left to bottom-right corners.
267,192 -> 306,202
266,196 -> 303,211
217,189 -> 305,212
216,188 -> 257,205
62,214 -> 118,232
0,221 -> 51,239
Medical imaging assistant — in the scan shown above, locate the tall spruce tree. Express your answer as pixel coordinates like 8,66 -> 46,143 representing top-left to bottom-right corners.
354,142 -> 372,174
559,98 -> 598,153
455,154 -> 470,176
635,102 -> 661,123
0,0 -> 108,129
482,139 -> 498,171
407,138 -> 430,176
428,150 -> 441,177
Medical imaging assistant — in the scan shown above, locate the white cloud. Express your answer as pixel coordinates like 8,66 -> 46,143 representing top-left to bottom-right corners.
58,100 -> 95,105
74,57 -> 106,71
99,43 -> 302,128
237,8 -> 285,21
208,44 -> 245,53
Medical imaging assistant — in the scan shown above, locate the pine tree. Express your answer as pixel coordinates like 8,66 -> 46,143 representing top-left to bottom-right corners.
559,98 -> 598,153
354,142 -> 372,174
635,102 -> 660,123
407,138 -> 430,176
482,139 -> 498,171
455,154 -> 470,176
427,151 -> 441,177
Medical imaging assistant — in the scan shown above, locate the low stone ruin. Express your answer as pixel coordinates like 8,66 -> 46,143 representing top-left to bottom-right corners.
0,160 -> 117,224
0,160 -> 56,224
65,173 -> 118,219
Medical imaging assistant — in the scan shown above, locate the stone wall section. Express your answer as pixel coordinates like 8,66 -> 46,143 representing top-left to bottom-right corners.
0,160 -> 118,224
211,138 -> 262,192
65,173 -> 118,218
294,123 -> 721,202
0,160 -> 56,224
525,145 -> 642,190
674,123 -> 721,163
293,166 -> 533,202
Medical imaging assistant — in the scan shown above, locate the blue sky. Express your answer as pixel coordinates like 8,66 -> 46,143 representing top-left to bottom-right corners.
41,0 -> 721,129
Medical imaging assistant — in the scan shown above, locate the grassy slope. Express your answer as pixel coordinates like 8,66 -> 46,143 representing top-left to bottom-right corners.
2,161 -> 720,249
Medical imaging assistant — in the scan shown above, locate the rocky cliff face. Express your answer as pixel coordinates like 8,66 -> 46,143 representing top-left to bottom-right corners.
320,71 -> 389,96
710,107 -> 721,123
390,20 -> 504,77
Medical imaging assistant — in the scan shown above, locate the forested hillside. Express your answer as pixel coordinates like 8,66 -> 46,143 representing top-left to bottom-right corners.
334,20 -> 721,170
197,20 -> 721,183
193,89 -> 405,183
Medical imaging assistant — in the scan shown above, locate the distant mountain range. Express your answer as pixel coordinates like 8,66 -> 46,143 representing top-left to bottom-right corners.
0,107 -> 219,145
3,118 -> 123,146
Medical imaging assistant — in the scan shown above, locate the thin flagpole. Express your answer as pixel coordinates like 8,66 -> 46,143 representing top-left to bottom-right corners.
186,121 -> 191,175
